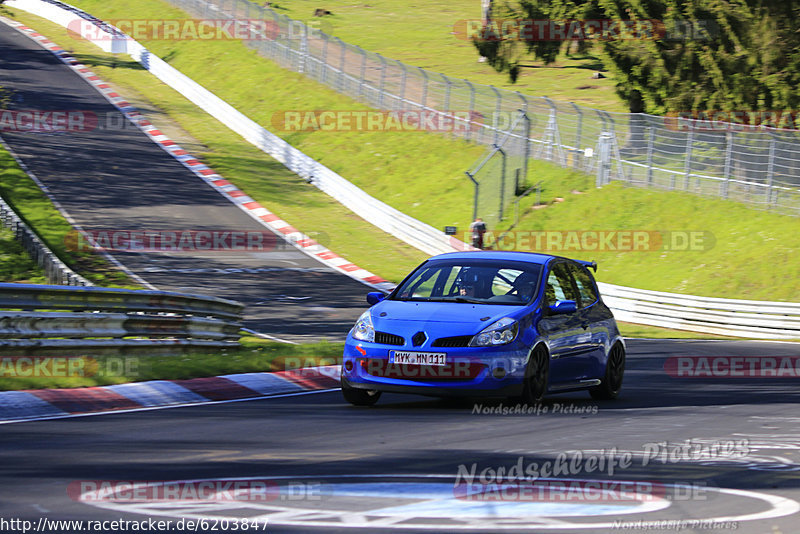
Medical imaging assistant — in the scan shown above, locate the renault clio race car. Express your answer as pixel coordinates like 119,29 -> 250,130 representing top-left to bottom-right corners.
341,251 -> 625,406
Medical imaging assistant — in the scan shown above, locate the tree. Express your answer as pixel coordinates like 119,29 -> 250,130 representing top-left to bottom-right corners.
474,0 -> 800,115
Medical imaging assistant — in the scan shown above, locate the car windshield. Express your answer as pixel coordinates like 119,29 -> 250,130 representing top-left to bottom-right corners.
391,259 -> 543,305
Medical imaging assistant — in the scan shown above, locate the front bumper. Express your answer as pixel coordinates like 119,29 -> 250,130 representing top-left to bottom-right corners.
342,335 -> 530,397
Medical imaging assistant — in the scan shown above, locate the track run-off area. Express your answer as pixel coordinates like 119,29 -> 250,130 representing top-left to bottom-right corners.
0,15 -> 799,534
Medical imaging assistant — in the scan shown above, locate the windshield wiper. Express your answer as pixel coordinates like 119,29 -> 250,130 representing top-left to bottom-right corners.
453,297 -> 484,304
394,297 -> 485,304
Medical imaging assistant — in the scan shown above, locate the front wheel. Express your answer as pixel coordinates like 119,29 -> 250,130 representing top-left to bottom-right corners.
590,343 -> 625,400
342,383 -> 382,406
519,346 -> 549,404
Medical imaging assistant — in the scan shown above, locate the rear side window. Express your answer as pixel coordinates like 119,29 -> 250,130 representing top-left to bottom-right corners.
544,263 -> 580,305
568,263 -> 599,308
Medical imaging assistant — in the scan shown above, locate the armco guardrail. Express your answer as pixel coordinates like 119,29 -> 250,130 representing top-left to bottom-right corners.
0,189 -> 90,287
598,282 -> 800,340
0,282 -> 244,355
9,0 -> 800,340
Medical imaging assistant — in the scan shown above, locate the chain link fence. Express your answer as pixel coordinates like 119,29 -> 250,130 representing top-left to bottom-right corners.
166,0 -> 800,216
465,111 -> 530,229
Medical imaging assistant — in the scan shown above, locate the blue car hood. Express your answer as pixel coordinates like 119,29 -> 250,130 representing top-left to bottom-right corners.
370,300 -> 526,335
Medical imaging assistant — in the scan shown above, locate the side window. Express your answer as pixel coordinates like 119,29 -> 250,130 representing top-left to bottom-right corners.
544,263 -> 580,305
568,263 -> 599,308
442,266 -> 463,296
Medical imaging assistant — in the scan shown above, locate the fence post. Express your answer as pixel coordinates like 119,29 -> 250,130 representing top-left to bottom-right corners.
464,79 -> 476,142
521,109 -> 531,189
270,10 -> 281,59
298,22 -> 308,74
320,31 -> 329,83
646,127 -> 654,186
721,132 -> 732,198
357,46 -> 367,98
570,102 -> 583,169
595,109 -> 608,133
443,74 -> 453,137
398,62 -> 408,110
683,127 -> 694,190
465,171 -> 479,221
443,73 -> 451,114
515,91 -> 528,115
497,146 -> 507,221
338,38 -> 346,91
419,67 -> 429,112
490,85 -> 502,145
766,134 -> 776,206
596,132 -> 611,187
377,54 -> 387,108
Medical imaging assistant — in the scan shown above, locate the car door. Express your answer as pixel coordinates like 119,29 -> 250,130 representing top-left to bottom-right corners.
565,262 -> 608,377
537,261 -> 593,384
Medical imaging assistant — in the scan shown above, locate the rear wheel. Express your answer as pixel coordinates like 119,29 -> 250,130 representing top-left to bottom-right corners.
520,346 -> 549,404
342,383 -> 382,406
590,343 -> 625,400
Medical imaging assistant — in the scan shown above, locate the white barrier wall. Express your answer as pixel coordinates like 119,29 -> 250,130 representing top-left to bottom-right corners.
8,0 -> 800,340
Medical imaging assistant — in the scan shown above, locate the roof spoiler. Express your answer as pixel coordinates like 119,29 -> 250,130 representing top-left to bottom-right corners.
576,259 -> 598,272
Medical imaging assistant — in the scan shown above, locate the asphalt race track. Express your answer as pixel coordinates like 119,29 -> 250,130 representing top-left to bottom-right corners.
1,339 -> 800,533
0,23 -> 372,342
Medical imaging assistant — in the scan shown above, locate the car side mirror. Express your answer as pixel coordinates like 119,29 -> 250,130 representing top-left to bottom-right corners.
548,300 -> 577,314
366,292 -> 386,306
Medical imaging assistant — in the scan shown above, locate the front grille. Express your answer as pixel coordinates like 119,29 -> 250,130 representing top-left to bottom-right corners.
412,331 -> 428,347
374,331 -> 404,346
432,335 -> 473,348
359,359 -> 486,381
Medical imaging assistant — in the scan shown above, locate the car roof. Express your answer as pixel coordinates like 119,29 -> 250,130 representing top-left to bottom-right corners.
428,250 -> 593,267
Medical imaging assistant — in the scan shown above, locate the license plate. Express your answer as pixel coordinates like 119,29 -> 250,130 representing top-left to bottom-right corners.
390,351 -> 447,366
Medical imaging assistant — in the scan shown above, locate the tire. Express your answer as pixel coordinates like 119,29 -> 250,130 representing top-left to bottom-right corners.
590,343 -> 625,400
519,346 -> 549,404
342,383 -> 382,406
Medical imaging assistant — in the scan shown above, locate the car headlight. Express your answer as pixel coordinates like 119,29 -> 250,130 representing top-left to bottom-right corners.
351,310 -> 375,342
470,317 -> 519,347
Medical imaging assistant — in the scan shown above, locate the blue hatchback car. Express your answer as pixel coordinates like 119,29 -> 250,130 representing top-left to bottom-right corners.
341,251 -> 625,406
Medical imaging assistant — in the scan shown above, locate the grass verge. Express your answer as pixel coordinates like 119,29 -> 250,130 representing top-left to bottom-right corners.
0,227 -> 46,283
0,141 -> 136,286
508,182 -> 800,301
0,336 -> 344,391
